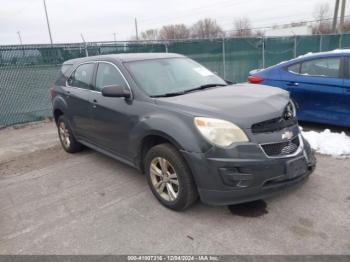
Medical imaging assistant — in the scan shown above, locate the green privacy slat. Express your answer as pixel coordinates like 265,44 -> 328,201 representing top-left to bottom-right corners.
0,35 -> 349,127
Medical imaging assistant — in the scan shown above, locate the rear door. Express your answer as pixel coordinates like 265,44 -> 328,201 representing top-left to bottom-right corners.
65,62 -> 96,140
281,56 -> 344,125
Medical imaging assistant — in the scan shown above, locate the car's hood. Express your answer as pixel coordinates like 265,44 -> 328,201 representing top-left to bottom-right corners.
154,84 -> 290,129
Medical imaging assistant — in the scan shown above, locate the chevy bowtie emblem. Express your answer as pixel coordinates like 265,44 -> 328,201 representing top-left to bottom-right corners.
282,131 -> 293,140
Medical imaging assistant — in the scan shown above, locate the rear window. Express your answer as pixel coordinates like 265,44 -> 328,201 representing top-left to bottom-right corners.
300,57 -> 341,78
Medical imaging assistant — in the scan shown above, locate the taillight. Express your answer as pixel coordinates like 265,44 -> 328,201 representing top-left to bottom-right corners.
248,75 -> 264,84
49,86 -> 56,99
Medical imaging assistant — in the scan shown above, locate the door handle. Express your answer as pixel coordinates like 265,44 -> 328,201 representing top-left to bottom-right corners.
92,99 -> 98,108
286,82 -> 299,87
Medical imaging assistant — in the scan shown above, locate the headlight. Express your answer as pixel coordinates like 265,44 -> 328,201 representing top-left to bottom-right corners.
284,100 -> 297,120
194,117 -> 249,147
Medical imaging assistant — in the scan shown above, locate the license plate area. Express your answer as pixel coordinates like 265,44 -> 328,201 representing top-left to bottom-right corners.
286,157 -> 307,179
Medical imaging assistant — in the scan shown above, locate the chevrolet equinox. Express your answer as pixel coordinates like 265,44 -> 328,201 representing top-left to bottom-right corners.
51,53 -> 316,211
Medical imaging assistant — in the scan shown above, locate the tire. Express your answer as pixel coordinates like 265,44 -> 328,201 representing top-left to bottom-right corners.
57,115 -> 83,153
145,143 -> 198,211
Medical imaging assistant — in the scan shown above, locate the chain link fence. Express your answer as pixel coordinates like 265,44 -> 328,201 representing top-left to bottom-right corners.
1,34 -> 349,127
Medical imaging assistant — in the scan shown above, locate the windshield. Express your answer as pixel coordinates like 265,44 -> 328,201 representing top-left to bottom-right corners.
125,58 -> 226,97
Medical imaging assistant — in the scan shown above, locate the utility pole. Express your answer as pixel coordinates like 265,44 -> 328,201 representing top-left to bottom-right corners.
43,0 -> 53,44
17,31 -> 25,57
17,31 -> 23,45
80,33 -> 86,43
134,18 -> 139,41
332,0 -> 340,33
80,33 -> 88,57
340,0 -> 347,33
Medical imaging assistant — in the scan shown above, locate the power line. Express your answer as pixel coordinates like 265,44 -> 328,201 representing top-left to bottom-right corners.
139,0 -> 239,24
221,15 -> 350,33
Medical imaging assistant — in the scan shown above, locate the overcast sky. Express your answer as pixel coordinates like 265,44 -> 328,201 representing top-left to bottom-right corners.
0,0 -> 343,45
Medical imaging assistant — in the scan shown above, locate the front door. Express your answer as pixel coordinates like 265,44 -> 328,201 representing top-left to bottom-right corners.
89,62 -> 133,160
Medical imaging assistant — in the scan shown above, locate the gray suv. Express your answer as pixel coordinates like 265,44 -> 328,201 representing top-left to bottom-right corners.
51,53 -> 316,211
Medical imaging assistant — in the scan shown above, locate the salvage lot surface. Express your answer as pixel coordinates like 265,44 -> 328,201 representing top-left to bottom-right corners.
0,122 -> 349,254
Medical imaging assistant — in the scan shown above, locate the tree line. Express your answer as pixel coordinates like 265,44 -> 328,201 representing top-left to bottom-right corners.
138,18 -> 255,41
136,3 -> 350,41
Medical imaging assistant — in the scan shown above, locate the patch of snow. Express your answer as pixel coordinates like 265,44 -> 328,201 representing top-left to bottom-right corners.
301,128 -> 350,157
297,52 -> 313,58
330,49 -> 350,53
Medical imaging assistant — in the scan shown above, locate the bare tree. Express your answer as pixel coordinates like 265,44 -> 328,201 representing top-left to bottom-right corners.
190,18 -> 224,39
140,29 -> 159,40
159,24 -> 190,40
312,2 -> 332,34
231,17 -> 252,37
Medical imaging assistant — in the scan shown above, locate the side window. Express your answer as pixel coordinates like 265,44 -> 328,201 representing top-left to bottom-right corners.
287,63 -> 301,74
95,63 -> 127,91
68,63 -> 95,89
300,57 -> 341,78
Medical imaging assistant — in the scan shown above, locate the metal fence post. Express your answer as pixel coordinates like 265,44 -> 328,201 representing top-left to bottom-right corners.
84,43 -> 89,57
222,37 -> 226,79
294,35 -> 297,58
339,34 -> 343,48
165,42 -> 168,53
262,37 -> 265,68
319,35 -> 323,52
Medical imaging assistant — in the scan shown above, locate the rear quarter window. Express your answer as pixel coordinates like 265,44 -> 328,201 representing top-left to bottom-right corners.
60,64 -> 73,77
287,63 -> 301,74
55,64 -> 73,85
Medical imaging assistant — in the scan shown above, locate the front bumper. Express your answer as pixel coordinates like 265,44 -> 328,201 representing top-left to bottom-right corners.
181,136 -> 316,206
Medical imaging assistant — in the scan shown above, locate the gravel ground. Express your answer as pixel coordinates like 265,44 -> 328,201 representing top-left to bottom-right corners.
0,121 -> 349,255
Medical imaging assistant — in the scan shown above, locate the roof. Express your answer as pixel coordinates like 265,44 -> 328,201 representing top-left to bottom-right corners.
64,52 -> 184,64
273,49 -> 350,67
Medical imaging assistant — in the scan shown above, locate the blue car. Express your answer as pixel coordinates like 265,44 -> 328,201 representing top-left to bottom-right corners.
248,50 -> 350,127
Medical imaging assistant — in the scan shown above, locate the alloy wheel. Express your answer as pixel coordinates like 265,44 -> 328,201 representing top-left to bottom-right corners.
59,122 -> 71,149
150,157 -> 179,202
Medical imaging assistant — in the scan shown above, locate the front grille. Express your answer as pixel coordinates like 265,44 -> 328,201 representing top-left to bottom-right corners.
261,136 -> 300,157
251,116 -> 297,134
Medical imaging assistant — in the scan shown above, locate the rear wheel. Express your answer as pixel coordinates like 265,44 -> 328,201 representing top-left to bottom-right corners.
57,115 -> 83,153
145,143 -> 198,211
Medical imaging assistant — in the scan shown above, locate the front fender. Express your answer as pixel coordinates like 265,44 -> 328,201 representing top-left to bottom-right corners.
129,112 -> 211,159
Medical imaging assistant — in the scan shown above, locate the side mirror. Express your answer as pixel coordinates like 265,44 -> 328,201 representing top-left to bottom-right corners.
101,85 -> 131,98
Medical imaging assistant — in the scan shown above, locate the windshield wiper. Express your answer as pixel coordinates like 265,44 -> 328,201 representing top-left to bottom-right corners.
150,83 -> 227,98
183,83 -> 227,94
151,91 -> 186,98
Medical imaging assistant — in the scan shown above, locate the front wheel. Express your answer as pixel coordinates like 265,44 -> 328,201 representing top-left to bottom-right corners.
145,143 -> 198,211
